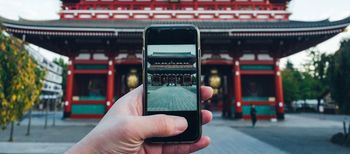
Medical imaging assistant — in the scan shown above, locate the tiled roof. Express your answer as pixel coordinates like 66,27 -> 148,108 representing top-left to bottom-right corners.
1,16 -> 349,32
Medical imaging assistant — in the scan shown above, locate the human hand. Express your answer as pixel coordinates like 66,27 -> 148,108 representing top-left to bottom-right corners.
66,85 -> 213,154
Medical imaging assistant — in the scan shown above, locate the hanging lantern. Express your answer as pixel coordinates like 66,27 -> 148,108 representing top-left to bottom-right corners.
209,69 -> 221,95
127,69 -> 139,91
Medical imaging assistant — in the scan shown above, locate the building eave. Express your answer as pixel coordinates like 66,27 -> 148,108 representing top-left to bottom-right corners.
1,16 -> 349,58
1,16 -> 350,35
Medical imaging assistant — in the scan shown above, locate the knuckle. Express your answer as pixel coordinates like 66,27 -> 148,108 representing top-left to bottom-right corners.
156,116 -> 173,135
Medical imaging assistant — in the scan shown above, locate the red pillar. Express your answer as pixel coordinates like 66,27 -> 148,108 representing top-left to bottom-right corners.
106,59 -> 115,111
274,59 -> 285,120
233,60 -> 243,118
64,58 -> 74,118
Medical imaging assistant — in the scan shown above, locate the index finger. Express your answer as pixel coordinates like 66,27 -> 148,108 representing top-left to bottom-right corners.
201,86 -> 213,101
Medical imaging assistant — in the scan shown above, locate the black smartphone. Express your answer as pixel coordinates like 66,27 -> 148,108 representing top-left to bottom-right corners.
143,25 -> 201,143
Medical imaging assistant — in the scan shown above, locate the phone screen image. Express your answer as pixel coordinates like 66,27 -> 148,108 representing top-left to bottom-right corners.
146,44 -> 197,112
143,25 -> 201,143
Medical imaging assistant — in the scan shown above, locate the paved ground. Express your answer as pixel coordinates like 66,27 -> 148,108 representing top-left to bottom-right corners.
236,127 -> 349,154
1,112 -> 350,154
148,86 -> 197,111
198,125 -> 287,154
295,113 -> 350,122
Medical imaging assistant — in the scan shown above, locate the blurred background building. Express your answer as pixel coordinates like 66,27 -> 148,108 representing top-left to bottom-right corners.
26,46 -> 63,110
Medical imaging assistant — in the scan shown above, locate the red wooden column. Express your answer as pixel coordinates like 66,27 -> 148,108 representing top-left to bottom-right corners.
106,59 -> 115,111
64,58 -> 74,118
233,60 -> 243,118
274,59 -> 285,120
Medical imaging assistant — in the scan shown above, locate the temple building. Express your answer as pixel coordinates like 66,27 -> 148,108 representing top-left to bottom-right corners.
148,52 -> 196,86
1,0 -> 349,120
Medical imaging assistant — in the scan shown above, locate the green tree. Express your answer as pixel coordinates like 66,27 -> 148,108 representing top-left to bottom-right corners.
282,60 -> 301,108
301,49 -> 332,110
0,29 -> 46,130
306,49 -> 330,91
307,49 -> 330,80
282,58 -> 325,111
299,72 -> 319,100
328,39 -> 350,114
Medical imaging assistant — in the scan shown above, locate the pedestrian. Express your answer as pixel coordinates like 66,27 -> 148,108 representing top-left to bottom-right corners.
250,105 -> 257,127
66,85 -> 214,154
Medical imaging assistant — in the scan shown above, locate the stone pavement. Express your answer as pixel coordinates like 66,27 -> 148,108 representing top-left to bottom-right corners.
0,142 -> 73,154
0,125 -> 286,154
197,125 -> 287,154
294,113 -> 350,122
148,86 -> 197,111
1,112 -> 350,154
210,112 -> 344,128
18,111 -> 99,126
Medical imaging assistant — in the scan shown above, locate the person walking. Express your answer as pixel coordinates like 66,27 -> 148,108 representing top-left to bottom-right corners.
250,105 -> 257,127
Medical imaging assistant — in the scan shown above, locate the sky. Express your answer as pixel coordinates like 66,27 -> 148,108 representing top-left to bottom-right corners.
0,0 -> 349,69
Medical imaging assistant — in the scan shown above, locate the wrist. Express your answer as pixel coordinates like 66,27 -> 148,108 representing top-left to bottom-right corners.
66,135 -> 99,154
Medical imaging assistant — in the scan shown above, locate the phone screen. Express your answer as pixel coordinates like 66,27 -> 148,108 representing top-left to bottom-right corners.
146,44 -> 197,111
143,25 -> 200,142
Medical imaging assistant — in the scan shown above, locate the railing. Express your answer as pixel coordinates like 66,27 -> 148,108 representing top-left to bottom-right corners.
60,9 -> 290,20
62,1 -> 286,11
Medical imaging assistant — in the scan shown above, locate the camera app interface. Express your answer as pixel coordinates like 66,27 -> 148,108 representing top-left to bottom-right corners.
146,44 -> 197,111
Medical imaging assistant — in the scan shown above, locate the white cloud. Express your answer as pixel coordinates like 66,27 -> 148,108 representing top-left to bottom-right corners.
0,0 -> 60,20
281,0 -> 350,70
0,0 -> 66,61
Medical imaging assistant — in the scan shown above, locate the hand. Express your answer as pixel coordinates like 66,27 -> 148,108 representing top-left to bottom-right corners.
66,85 -> 213,154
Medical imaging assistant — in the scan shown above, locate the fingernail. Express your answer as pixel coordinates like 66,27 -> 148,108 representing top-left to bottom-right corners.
175,117 -> 188,133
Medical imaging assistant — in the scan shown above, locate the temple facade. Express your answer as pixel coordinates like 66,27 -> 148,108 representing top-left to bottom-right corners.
1,0 -> 349,120
148,52 -> 196,86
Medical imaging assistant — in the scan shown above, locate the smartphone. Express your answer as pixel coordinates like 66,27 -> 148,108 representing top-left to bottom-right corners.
143,25 -> 201,143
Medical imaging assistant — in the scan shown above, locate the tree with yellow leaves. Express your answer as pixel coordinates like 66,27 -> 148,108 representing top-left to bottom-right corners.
0,28 -> 46,140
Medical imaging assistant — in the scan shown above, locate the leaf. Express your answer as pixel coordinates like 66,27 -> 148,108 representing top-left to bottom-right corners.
0,29 -> 46,127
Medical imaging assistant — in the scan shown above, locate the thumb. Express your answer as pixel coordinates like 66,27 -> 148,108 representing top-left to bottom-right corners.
135,115 -> 188,139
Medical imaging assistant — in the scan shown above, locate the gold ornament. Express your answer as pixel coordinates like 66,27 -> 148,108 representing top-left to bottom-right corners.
127,69 -> 139,90
209,69 -> 221,95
